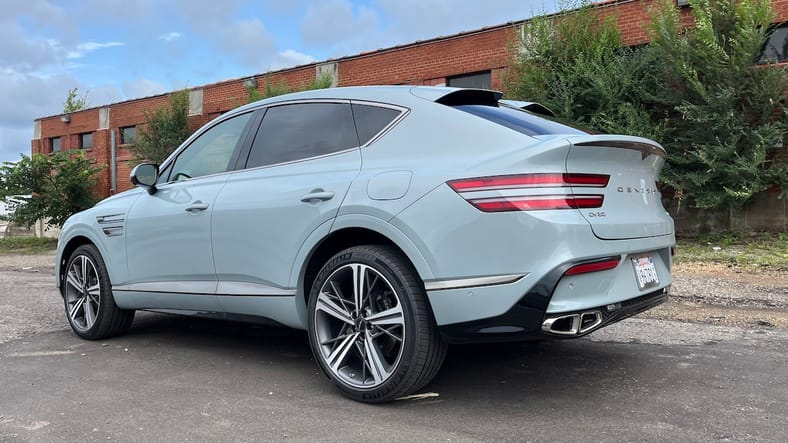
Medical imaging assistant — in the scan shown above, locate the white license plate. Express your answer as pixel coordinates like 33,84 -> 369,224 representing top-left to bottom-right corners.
632,256 -> 659,290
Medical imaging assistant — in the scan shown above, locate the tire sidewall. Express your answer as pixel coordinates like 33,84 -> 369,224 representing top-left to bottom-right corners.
307,246 -> 421,402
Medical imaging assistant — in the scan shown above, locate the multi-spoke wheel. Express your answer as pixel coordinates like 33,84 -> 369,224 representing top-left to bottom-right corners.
62,245 -> 134,340
308,245 -> 447,403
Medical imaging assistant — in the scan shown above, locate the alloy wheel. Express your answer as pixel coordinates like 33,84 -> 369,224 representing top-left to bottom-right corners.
64,254 -> 102,332
314,263 -> 406,389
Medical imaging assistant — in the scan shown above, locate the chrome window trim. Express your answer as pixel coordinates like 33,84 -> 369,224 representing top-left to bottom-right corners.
423,273 -> 527,291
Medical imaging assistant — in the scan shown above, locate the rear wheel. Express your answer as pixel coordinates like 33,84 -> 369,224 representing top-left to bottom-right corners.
307,245 -> 447,403
63,244 -> 134,340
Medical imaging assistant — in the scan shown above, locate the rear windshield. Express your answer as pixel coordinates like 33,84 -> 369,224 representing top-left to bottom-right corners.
454,104 -> 588,136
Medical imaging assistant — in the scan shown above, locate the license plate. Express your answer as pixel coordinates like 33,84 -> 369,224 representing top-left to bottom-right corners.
631,256 -> 659,290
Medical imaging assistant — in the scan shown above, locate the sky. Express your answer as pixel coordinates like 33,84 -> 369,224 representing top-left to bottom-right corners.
0,0 -> 561,164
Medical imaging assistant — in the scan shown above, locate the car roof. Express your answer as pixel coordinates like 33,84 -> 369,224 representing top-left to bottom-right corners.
228,85 -> 496,115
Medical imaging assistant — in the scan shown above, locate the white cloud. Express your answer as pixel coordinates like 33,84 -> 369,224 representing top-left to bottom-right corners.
271,49 -> 316,69
66,41 -> 124,59
158,32 -> 182,42
122,78 -> 168,99
300,0 -> 380,50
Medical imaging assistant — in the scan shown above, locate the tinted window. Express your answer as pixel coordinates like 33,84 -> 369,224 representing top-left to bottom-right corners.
454,104 -> 588,136
246,103 -> 358,168
168,113 -> 252,181
79,133 -> 93,149
352,104 -> 401,145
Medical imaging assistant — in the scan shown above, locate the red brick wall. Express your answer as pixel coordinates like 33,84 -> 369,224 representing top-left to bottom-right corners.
32,0 -> 787,199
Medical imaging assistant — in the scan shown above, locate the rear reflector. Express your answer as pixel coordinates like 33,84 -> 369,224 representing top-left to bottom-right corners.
448,173 -> 609,192
565,257 -> 621,276
469,195 -> 604,212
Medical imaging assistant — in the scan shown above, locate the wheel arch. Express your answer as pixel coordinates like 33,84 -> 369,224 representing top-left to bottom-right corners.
57,235 -> 95,295
292,216 -> 434,325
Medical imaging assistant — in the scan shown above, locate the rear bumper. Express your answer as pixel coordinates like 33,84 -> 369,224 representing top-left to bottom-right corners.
438,286 -> 667,343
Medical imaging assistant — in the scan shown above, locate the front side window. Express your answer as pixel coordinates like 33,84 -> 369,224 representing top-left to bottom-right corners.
120,126 -> 136,144
246,103 -> 358,169
167,113 -> 252,182
50,137 -> 62,152
79,132 -> 93,149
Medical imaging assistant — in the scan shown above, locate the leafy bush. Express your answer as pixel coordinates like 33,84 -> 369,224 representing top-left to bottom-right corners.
0,151 -> 103,227
246,72 -> 335,103
506,0 -> 787,224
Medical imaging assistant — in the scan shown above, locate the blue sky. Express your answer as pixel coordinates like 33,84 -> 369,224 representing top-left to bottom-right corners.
0,0 -> 560,164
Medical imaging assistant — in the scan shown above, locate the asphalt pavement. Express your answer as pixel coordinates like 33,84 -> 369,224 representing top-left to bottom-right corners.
1,269 -> 787,442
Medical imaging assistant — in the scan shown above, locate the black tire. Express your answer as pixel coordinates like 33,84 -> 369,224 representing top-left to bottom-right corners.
307,245 -> 447,403
62,244 -> 134,340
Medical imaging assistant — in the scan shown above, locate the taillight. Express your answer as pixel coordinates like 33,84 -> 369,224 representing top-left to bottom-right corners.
448,173 -> 609,192
469,195 -> 604,212
564,257 -> 621,276
448,173 -> 609,212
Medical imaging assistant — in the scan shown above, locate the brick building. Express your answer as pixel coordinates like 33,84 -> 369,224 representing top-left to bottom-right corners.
32,0 -> 788,214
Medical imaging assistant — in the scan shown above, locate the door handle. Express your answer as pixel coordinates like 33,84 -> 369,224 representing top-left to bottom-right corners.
185,201 -> 209,213
300,190 -> 335,203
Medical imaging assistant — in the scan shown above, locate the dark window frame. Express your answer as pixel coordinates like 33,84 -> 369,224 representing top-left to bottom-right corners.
78,132 -> 93,150
49,136 -> 62,153
446,70 -> 492,90
119,126 -> 136,145
758,22 -> 788,64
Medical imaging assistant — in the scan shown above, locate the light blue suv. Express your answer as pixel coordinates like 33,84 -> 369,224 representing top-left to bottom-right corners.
56,86 -> 674,402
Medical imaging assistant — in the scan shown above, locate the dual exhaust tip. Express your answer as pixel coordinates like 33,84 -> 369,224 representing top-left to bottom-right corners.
541,311 -> 603,336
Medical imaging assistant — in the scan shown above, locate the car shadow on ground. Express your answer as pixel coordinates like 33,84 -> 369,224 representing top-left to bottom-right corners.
119,311 -> 655,406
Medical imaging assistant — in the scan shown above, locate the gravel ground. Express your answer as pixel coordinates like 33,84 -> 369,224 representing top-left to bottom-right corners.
0,252 -> 786,342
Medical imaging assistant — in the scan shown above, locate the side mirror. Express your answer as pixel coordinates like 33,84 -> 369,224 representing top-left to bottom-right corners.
130,163 -> 159,195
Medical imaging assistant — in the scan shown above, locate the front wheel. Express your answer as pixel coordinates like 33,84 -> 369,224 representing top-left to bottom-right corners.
62,244 -> 135,340
307,245 -> 447,403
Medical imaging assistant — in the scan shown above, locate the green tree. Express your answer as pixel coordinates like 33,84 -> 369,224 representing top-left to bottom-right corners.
649,0 -> 788,217
63,87 -> 89,113
129,90 -> 191,164
0,152 -> 104,228
506,0 -> 787,229
506,1 -> 663,139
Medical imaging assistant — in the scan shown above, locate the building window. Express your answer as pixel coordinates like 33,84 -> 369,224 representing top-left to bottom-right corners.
120,126 -> 136,144
50,137 -> 62,153
759,22 -> 787,64
447,71 -> 492,90
79,132 -> 93,150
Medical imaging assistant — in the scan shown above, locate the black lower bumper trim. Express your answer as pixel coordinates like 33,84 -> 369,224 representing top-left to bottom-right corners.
439,287 -> 668,343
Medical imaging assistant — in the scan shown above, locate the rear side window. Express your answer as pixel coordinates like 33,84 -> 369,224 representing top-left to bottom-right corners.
352,104 -> 401,145
246,103 -> 358,168
454,104 -> 588,136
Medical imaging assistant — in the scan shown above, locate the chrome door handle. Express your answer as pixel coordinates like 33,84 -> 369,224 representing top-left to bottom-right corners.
300,190 -> 335,203
185,201 -> 209,212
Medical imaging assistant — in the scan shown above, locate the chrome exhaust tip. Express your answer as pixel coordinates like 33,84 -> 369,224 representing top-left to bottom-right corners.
542,310 -> 603,336
578,311 -> 602,334
541,314 -> 580,335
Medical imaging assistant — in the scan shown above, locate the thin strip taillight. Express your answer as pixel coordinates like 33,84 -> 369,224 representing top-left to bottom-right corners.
470,195 -> 604,212
564,257 -> 621,276
448,173 -> 609,192
449,172 -> 610,212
